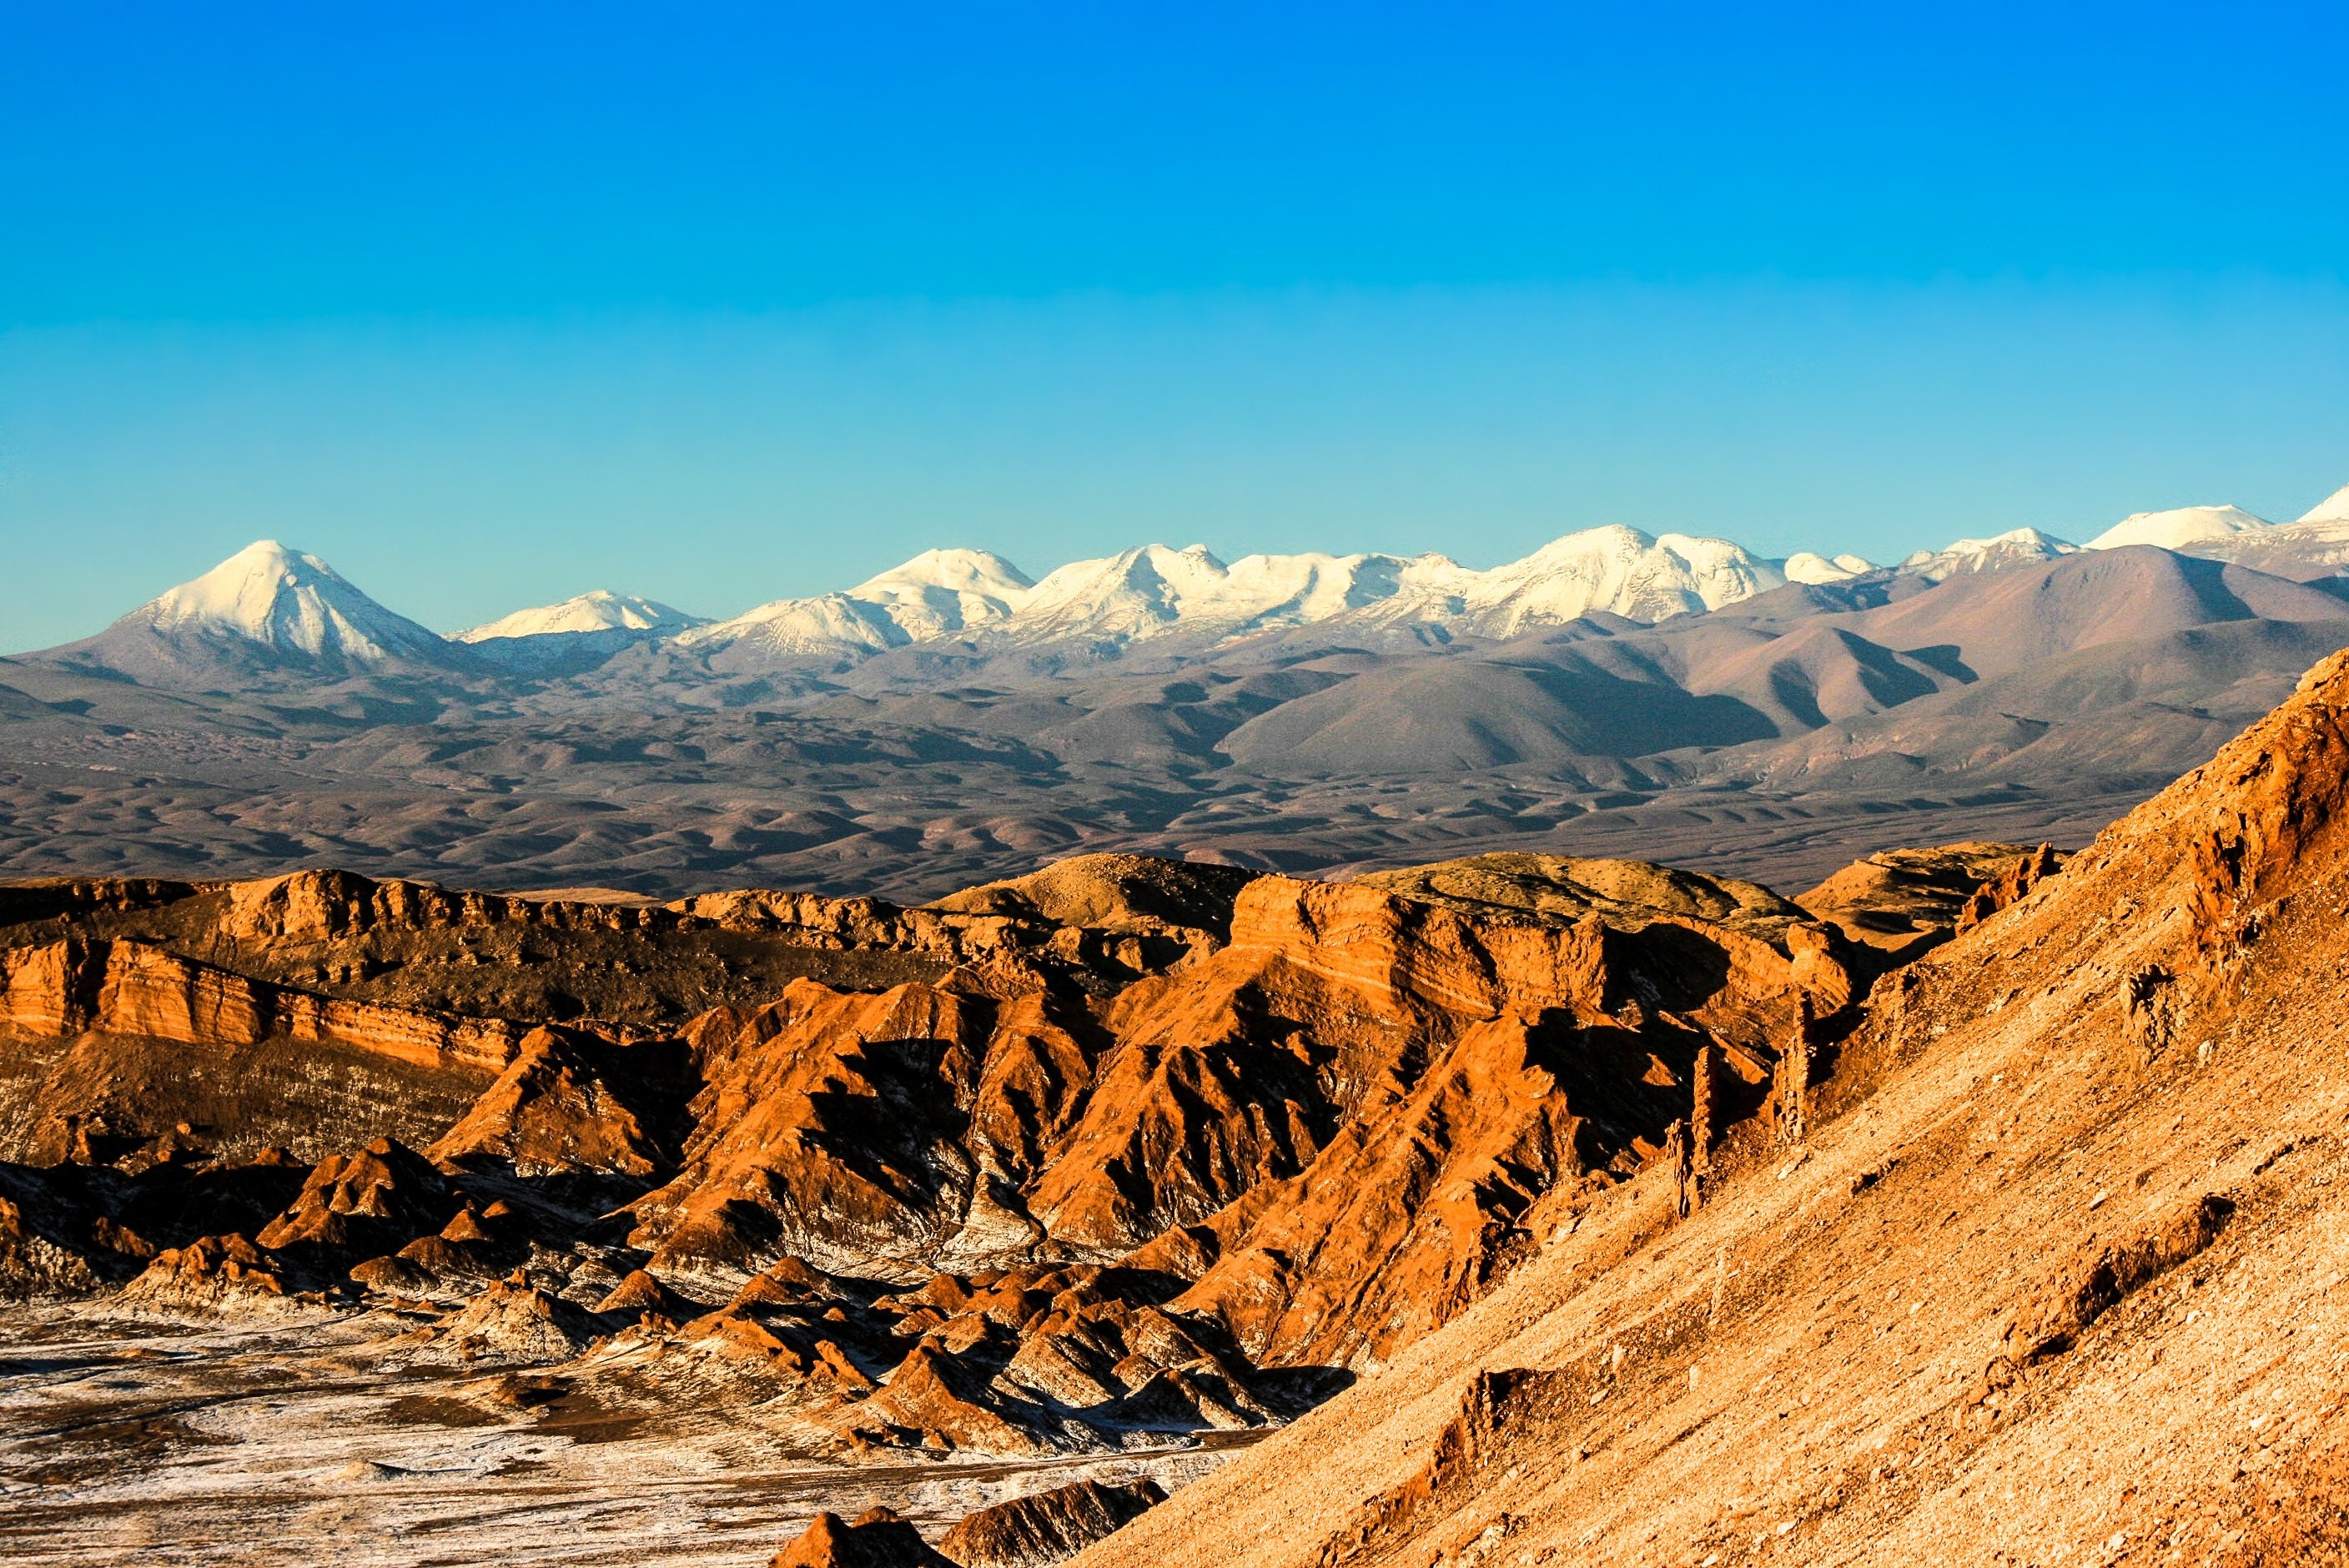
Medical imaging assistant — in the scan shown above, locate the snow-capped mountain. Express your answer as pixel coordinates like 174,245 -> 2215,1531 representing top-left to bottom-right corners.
1424,527 -> 1790,635
1783,551 -> 1877,585
1896,528 -> 2079,583
50,540 -> 460,679
678,526 -> 1813,668
30,489 -> 2346,688
457,591 -> 702,642
2295,483 -> 2349,530
1000,543 -> 1392,644
2084,504 -> 2271,551
142,540 -> 448,661
2168,485 -> 2349,578
677,549 -> 1033,662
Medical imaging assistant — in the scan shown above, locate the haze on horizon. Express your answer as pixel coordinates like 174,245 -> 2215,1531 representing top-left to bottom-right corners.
3,2 -> 2346,651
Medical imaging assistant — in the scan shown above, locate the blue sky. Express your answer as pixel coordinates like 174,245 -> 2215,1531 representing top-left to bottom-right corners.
3,3 -> 2346,647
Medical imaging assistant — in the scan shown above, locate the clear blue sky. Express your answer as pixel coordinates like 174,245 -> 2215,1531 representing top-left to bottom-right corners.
3,2 -> 2346,648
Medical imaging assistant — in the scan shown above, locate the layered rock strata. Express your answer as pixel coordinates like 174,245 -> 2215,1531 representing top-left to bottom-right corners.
0,837 -> 2013,1480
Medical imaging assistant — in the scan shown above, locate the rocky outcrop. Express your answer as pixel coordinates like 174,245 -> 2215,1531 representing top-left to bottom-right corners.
0,937 -> 520,1072
0,842 -> 1865,1462
680,852 -> 1255,980
2176,656 -> 2349,951
1795,841 -> 2046,962
220,867 -> 668,944
1353,853 -> 1808,941
1154,1010 -> 1603,1365
254,1136 -> 459,1270
1953,842 -> 2062,934
626,981 -> 1084,1282
2002,1193 -> 2235,1370
770,1509 -> 954,1568
0,877 -> 205,929
436,1274 -> 599,1362
601,857 -> 1856,1450
3,865 -> 1216,1041
1314,1368 -> 1587,1568
119,1233 -> 298,1314
426,1025 -> 677,1179
924,854 -> 1256,972
938,1477 -> 1165,1568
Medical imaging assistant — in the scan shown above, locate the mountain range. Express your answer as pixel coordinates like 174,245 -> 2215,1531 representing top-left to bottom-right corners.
3,484 -> 2349,900
30,480 -> 2349,683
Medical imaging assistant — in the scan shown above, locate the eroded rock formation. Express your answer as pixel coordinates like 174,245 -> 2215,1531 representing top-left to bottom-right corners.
939,1478 -> 1166,1568
772,1508 -> 956,1568
0,843 -> 1919,1476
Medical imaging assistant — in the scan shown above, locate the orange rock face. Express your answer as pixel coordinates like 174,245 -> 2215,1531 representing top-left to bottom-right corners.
771,1509 -> 956,1568
0,936 -> 521,1072
938,1478 -> 1165,1568
0,846 -> 1866,1465
427,1025 -> 673,1179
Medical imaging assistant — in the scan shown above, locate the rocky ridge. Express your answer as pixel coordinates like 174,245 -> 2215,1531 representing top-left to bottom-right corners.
0,827 -> 2026,1563
1070,648 -> 2349,1567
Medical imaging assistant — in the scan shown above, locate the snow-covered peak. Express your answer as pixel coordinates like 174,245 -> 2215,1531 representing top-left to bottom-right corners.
680,546 -> 1038,660
1010,543 -> 1351,642
1447,526 -> 1783,634
2296,483 -> 2349,527
457,590 -> 703,642
848,547 -> 1034,602
2085,504 -> 2270,551
128,540 -> 450,665
1898,528 -> 2079,583
676,525 -> 1808,667
1782,551 -> 1877,585
843,548 -> 1036,641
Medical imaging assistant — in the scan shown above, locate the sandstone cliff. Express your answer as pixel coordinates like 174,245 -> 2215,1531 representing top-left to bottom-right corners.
0,937 -> 521,1073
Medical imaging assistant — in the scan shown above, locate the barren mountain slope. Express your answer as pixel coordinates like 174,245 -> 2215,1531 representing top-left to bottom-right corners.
1074,650 -> 2349,1568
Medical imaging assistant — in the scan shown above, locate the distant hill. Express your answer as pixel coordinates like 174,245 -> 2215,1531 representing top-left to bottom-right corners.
3,500 -> 2348,898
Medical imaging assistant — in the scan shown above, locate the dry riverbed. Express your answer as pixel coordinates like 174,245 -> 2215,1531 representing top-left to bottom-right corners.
0,1304 -> 1242,1566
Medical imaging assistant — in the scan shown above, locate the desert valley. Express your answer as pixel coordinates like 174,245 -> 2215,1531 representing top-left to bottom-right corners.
13,10 -> 2349,1556
5,503 -> 2349,1563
